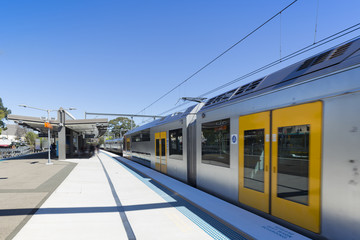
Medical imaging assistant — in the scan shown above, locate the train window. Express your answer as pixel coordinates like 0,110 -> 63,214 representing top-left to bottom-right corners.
169,128 -> 183,158
155,139 -> 160,156
201,118 -> 230,167
132,134 -> 141,142
131,129 -> 150,142
141,130 -> 150,141
277,125 -> 310,205
161,139 -> 166,157
244,129 -> 265,192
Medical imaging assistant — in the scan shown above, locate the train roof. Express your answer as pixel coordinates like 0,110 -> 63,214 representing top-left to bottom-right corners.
199,37 -> 360,112
125,104 -> 197,135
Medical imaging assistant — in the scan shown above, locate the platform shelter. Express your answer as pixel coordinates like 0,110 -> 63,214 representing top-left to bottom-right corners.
8,108 -> 108,160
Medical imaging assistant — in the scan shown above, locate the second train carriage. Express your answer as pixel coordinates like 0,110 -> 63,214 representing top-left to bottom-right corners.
121,38 -> 360,239
104,138 -> 123,155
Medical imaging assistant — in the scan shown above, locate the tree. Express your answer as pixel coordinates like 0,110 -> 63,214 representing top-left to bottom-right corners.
98,136 -> 104,145
25,132 -> 37,149
0,98 -> 11,134
15,126 -> 27,139
108,117 -> 137,138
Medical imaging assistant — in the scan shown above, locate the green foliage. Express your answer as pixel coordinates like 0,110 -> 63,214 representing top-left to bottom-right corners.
108,117 -> 137,138
25,132 -> 37,147
98,136 -> 104,145
0,98 -> 11,134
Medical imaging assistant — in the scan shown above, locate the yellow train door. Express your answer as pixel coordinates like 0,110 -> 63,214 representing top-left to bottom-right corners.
155,132 -> 167,174
239,111 -> 270,213
239,102 -> 322,233
271,101 -> 322,233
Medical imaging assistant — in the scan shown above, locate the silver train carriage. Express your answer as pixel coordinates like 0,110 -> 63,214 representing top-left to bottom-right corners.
104,138 -> 123,156
121,38 -> 360,240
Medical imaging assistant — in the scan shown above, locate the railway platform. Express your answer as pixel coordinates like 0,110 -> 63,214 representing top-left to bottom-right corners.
2,151 -> 310,240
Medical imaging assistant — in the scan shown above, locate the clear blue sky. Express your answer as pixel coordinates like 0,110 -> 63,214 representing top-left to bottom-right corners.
1,0 -> 359,125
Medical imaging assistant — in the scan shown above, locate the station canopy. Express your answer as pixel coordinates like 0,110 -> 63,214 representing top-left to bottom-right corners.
8,114 -> 108,138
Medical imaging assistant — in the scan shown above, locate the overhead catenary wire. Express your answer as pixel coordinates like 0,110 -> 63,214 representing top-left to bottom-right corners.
139,24 -> 360,123
280,12 -> 282,60
197,24 -> 360,98
314,0 -> 320,44
136,0 -> 299,115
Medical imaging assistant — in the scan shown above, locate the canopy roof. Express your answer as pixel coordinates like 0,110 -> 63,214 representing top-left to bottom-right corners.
8,114 -> 108,137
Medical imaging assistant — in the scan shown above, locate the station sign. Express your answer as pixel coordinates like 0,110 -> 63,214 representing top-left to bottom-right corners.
85,134 -> 95,139
38,133 -> 48,137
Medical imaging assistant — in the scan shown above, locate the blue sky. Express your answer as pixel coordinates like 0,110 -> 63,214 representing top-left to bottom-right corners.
1,0 -> 360,125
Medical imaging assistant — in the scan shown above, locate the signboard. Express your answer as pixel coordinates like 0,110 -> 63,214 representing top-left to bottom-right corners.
38,133 -> 48,138
231,134 -> 238,144
44,122 -> 53,129
85,134 -> 95,139
35,139 -> 41,150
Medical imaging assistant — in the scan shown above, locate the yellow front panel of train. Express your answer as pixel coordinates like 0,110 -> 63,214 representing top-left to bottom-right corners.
271,101 -> 322,233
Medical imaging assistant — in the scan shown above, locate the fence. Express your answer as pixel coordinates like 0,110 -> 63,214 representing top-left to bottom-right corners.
0,146 -> 32,159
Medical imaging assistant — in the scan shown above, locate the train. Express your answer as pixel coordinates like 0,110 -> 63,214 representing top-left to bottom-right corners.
107,38 -> 360,239
103,138 -> 123,155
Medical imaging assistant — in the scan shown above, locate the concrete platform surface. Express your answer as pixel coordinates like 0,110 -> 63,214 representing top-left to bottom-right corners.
0,158 -> 76,240
5,152 -> 310,240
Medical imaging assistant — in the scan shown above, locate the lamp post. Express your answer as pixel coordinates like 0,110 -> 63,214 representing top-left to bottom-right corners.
46,109 -> 52,164
19,105 -> 76,165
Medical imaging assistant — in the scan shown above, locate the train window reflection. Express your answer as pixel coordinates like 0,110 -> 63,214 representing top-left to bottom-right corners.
201,118 -> 230,167
244,129 -> 265,192
169,128 -> 183,158
277,125 -> 310,205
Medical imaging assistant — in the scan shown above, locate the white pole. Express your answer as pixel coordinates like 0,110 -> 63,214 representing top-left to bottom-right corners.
46,110 -> 53,165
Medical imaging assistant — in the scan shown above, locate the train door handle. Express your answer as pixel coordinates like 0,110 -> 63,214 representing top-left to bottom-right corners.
273,166 -> 277,173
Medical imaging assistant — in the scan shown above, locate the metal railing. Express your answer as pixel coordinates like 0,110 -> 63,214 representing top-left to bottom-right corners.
0,146 -> 32,159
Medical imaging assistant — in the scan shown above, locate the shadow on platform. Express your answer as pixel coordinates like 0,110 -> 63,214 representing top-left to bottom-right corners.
0,202 -> 179,217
